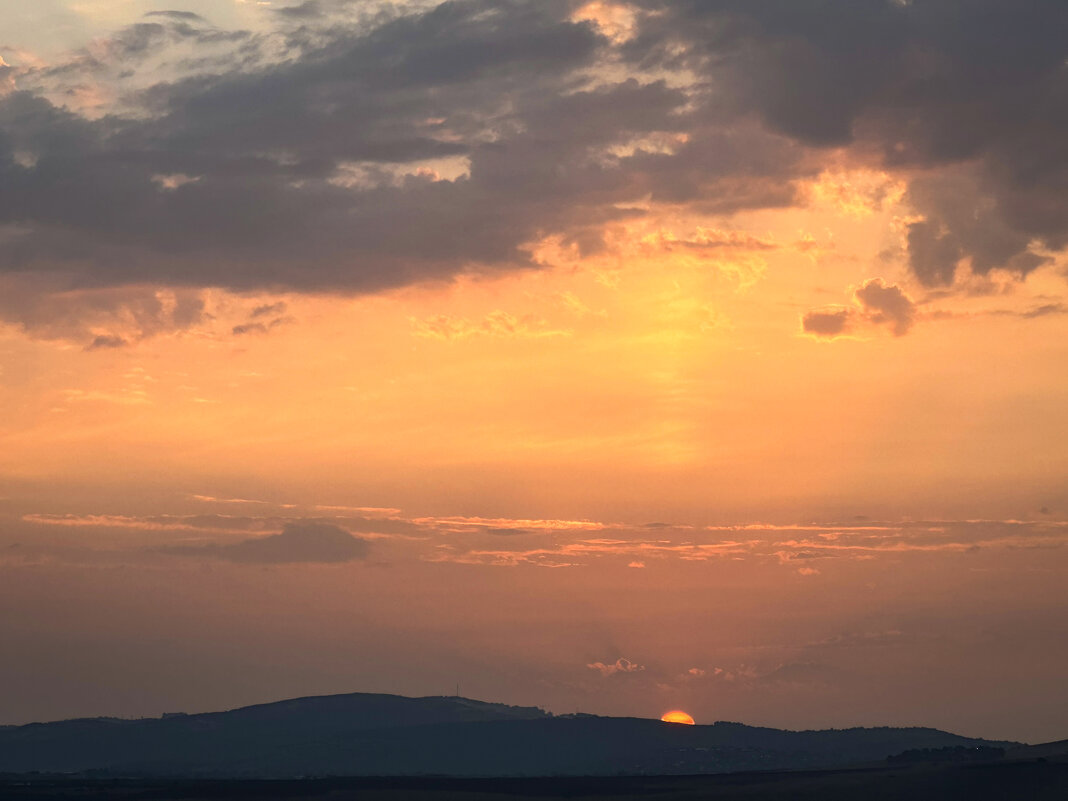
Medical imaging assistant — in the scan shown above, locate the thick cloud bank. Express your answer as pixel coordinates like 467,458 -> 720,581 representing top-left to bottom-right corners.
627,0 -> 1068,284
0,0 -> 1064,339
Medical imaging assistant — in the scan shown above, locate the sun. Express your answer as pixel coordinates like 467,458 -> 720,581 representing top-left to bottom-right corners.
660,710 -> 696,725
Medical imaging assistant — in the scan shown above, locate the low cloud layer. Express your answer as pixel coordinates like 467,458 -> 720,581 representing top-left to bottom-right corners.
0,1 -> 1063,341
163,521 -> 371,563
22,509 -> 1068,570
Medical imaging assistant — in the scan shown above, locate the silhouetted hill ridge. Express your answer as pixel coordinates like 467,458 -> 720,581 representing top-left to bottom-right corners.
0,692 -> 1020,777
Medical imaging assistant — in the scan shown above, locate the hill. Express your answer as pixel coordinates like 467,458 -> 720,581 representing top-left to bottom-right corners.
0,692 -> 1019,777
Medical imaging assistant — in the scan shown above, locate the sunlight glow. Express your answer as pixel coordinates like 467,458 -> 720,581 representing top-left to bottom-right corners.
661,710 -> 696,725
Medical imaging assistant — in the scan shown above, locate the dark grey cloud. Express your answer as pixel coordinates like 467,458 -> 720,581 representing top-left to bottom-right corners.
165,521 -> 370,563
626,0 -> 1068,285
0,3 -> 609,298
905,219 -> 962,287
0,0 -> 809,343
0,0 -> 1064,342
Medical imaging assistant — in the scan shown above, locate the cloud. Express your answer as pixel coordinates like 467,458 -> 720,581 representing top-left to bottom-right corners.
0,4 -> 608,300
250,301 -> 287,319
231,322 -> 268,335
1,0 -> 1060,341
0,279 -> 206,344
164,521 -> 371,564
231,303 -> 294,336
802,307 -> 852,338
0,1 -> 800,339
803,278 -> 916,338
1020,303 -> 1068,319
20,510 -> 1068,569
626,0 -> 1068,287
988,302 -> 1068,321
84,334 -> 128,351
854,278 -> 915,336
905,219 -> 963,287
586,657 -> 644,676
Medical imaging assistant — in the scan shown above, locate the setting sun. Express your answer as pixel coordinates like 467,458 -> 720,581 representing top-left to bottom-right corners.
661,710 -> 696,725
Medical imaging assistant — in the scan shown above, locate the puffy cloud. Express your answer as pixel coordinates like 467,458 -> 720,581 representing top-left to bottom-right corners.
853,278 -> 915,337
586,657 -> 644,676
803,279 -> 916,338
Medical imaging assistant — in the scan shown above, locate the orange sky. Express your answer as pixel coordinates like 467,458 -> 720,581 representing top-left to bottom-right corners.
4,187 -> 1065,519
1,0 -> 1066,744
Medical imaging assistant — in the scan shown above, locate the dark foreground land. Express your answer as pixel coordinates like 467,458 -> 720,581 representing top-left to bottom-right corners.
3,760 -> 1068,801
0,693 -> 1021,777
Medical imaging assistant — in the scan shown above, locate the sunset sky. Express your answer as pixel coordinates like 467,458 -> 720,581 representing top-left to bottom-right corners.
1,0 -> 1067,743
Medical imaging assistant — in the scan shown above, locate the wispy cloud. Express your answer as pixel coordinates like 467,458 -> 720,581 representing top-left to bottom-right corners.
20,511 -> 1068,568
410,311 -> 571,341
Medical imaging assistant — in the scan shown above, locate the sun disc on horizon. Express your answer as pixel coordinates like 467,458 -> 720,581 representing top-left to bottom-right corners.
660,710 -> 695,725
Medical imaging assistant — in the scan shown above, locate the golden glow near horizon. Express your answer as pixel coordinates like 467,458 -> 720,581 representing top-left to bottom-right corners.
661,710 -> 696,725
3,197 -> 1065,518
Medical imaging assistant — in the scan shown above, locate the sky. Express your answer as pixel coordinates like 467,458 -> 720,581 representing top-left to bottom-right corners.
0,0 -> 1067,744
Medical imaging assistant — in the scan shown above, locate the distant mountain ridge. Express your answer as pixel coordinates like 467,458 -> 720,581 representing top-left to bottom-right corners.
0,692 -> 1020,777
